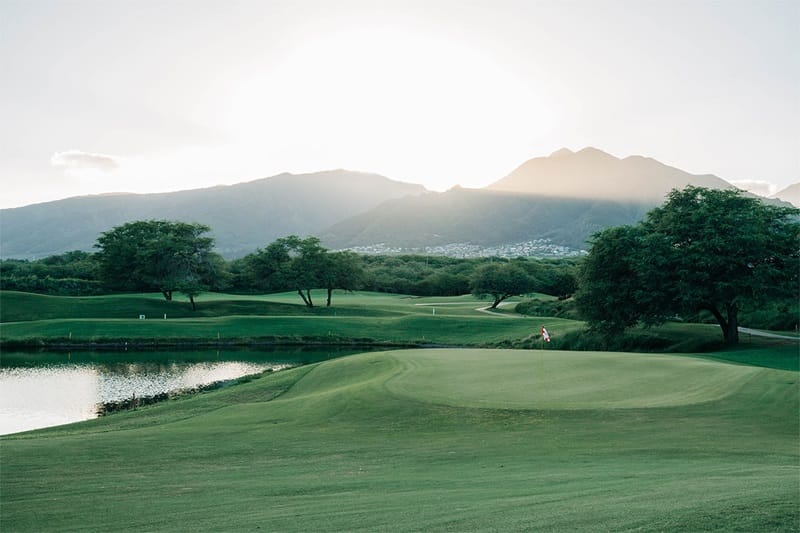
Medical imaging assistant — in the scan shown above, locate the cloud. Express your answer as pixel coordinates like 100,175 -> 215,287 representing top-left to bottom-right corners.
729,180 -> 777,198
51,150 -> 119,172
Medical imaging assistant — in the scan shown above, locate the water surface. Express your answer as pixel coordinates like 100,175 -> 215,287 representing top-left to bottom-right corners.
0,347 -> 357,435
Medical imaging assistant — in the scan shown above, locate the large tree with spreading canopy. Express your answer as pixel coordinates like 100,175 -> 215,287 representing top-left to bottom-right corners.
576,186 -> 799,344
95,220 -> 218,307
245,236 -> 363,307
470,262 -> 534,309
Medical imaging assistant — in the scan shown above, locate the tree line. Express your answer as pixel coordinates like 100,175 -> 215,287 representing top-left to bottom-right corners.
0,222 -> 578,308
2,187 -> 797,345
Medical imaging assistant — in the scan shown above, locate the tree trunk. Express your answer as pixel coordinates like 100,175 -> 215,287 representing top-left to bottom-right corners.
491,294 -> 505,309
490,293 -> 512,309
297,288 -> 311,307
162,290 -> 172,301
327,288 -> 333,307
706,303 -> 739,345
305,289 -> 314,308
724,302 -> 739,345
189,295 -> 196,311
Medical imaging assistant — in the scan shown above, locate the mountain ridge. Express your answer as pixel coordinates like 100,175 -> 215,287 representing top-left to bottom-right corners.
319,187 -> 652,251
2,148 -> 787,259
771,183 -> 800,208
488,147 -> 733,202
0,170 -> 425,259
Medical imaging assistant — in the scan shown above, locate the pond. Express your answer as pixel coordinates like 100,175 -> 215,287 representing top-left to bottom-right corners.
0,347 -> 362,436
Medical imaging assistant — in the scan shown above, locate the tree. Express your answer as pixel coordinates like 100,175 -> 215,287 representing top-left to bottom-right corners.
574,225 -> 655,334
95,220 -> 218,306
284,236 -> 327,307
418,271 -> 470,296
243,239 -> 293,293
245,236 -> 329,307
470,262 -> 533,309
576,186 -> 800,344
0,251 -> 103,296
319,251 -> 364,306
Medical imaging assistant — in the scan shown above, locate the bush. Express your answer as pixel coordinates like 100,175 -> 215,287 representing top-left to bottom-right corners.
739,300 -> 799,332
510,326 -> 722,353
0,275 -> 105,296
515,297 -> 580,319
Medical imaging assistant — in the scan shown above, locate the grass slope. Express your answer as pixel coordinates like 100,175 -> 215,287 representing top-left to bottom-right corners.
0,290 -> 402,322
1,291 -> 561,346
2,349 -> 797,531
0,291 -> 523,322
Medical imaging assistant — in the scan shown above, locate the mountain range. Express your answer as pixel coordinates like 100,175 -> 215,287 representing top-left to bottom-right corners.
1,148 -> 795,259
772,183 -> 800,207
0,171 -> 423,259
320,147 -> 781,251
487,147 -> 732,201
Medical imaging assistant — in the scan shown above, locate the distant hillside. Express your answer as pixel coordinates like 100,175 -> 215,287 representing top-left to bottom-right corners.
3,148 -> 777,260
488,147 -> 733,202
320,187 -> 652,251
0,171 -> 425,259
772,183 -> 800,208
321,148 -> 746,252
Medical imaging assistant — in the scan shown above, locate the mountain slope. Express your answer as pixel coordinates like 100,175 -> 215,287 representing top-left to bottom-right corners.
488,147 -> 733,202
771,183 -> 800,208
0,171 -> 425,259
2,148 -> 774,259
321,187 -> 651,251
322,148 -> 750,252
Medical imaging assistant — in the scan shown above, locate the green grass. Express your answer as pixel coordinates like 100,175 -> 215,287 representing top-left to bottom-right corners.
0,290 -> 521,323
2,348 -> 798,531
0,290 -> 555,346
0,290 -> 405,322
0,314 -> 555,347
4,291 -> 798,359
3,291 -> 797,363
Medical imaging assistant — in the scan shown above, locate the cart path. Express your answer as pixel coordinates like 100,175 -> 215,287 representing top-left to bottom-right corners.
413,300 -> 523,318
738,327 -> 799,341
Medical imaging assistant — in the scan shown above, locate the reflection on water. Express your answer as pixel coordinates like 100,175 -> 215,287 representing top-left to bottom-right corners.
0,347 -> 359,436
0,366 -> 100,436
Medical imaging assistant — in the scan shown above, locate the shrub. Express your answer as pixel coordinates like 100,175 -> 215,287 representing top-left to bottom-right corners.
515,297 -> 580,319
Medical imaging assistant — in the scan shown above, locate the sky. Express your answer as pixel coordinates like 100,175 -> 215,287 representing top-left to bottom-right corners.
1,0 -> 798,208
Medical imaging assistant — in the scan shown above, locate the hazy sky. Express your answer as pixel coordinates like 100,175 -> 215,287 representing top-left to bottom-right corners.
1,0 -> 798,208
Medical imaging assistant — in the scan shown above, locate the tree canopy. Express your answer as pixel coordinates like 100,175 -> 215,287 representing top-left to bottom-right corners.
244,236 -> 364,307
94,220 -> 218,306
470,262 -> 534,309
576,186 -> 800,344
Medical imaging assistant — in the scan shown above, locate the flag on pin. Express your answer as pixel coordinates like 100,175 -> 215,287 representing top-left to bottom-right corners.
541,326 -> 551,343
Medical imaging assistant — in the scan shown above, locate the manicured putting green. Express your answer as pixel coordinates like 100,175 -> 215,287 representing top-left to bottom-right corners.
2,347 -> 797,532
382,349 -> 762,409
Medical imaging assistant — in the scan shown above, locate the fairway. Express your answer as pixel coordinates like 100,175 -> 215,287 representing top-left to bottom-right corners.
1,291 -> 570,347
2,348 -> 797,531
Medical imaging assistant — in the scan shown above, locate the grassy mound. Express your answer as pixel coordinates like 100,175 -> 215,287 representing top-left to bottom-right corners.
0,290 -> 559,347
384,349 -> 762,409
0,290 -> 400,322
4,290 -> 795,356
2,349 -> 797,531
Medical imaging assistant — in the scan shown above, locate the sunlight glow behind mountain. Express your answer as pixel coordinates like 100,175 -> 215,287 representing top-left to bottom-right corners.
1,1 -> 797,208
